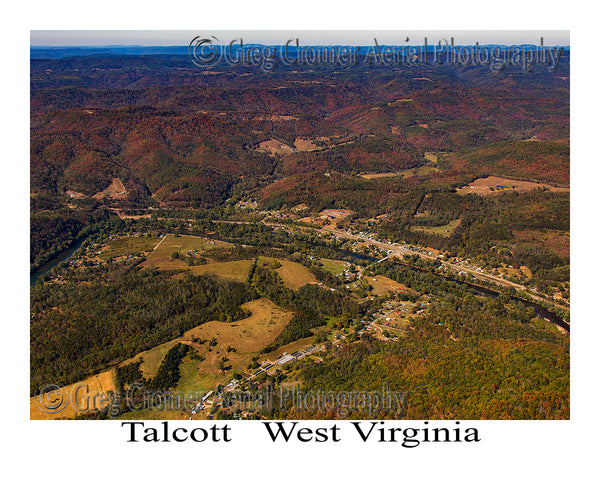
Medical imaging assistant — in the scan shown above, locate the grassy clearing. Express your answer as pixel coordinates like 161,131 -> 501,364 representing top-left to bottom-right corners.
124,339 -> 181,379
411,219 -> 461,238
175,298 -> 294,391
189,260 -> 254,281
142,237 -> 316,290
359,165 -> 440,180
364,275 -> 409,296
424,152 -> 438,163
142,234 -> 234,269
399,165 -> 441,178
387,98 -> 414,106
319,258 -> 349,275
270,257 -> 317,290
78,298 -> 295,416
97,235 -> 157,261
359,172 -> 403,179
92,178 -> 127,200
256,139 -> 294,155
293,137 -> 320,151
456,176 -> 569,196
30,370 -> 116,420
181,299 -> 292,353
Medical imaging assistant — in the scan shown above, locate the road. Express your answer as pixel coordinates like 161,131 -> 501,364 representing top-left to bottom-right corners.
180,214 -> 567,312
313,226 -> 568,311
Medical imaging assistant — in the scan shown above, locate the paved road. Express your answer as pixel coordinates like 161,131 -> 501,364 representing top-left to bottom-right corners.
313,227 -> 568,311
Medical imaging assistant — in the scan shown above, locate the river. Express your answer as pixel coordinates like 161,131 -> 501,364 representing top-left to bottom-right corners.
28,237 -> 569,333
336,249 -> 570,333
30,238 -> 85,286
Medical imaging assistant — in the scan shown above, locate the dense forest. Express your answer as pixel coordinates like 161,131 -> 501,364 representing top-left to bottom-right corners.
30,268 -> 257,393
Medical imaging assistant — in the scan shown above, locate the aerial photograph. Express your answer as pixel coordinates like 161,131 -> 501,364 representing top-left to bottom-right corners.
30,30 -> 570,422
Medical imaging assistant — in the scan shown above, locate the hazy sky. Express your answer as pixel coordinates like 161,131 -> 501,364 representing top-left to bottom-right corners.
31,30 -> 570,46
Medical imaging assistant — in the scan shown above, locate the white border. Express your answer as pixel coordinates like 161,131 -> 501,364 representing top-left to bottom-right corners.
8,0 -> 597,477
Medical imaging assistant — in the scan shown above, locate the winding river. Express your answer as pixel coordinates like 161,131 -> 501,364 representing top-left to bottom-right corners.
30,238 -> 85,286
29,237 -> 569,333
337,249 -> 570,333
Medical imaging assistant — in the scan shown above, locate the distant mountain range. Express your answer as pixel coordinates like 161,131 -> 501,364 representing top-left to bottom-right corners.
30,44 -> 570,59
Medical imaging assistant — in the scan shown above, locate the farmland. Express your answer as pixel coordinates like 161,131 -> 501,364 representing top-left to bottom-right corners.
173,298 -> 294,391
96,235 -> 157,261
271,258 -> 317,290
358,165 -> 440,180
145,234 -> 232,262
29,47 -> 570,422
411,219 -> 461,238
30,370 -> 116,420
456,176 -> 570,196
33,298 -> 295,419
364,275 -> 410,296
320,258 -> 350,275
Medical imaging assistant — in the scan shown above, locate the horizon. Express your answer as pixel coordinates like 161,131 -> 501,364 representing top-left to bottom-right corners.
30,30 -> 570,47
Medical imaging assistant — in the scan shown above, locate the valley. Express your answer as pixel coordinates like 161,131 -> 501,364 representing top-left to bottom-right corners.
30,49 -> 570,420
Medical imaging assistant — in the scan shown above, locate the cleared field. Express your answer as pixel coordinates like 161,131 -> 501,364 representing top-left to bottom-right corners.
92,177 -> 127,200
176,298 -> 294,391
359,172 -> 403,179
359,165 -> 440,180
320,258 -> 349,275
143,238 -> 315,287
424,152 -> 438,163
182,299 -> 292,352
62,298 -> 296,417
365,275 -> 411,296
399,165 -> 441,178
256,139 -> 294,155
125,338 -> 182,379
189,260 -> 254,281
30,370 -> 116,420
456,176 -> 569,196
411,219 -> 461,238
387,98 -> 414,106
150,234 -> 231,257
143,234 -> 233,268
97,235 -> 157,261
298,216 -> 329,227
294,137 -> 320,151
271,258 -> 317,290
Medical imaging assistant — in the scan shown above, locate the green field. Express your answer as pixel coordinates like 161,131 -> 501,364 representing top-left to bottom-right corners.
411,219 -> 461,237
97,235 -> 157,261
189,260 -> 255,281
399,165 -> 441,178
364,275 -> 409,296
144,234 -> 232,264
141,236 -> 317,287
320,258 -> 349,275
424,152 -> 438,163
